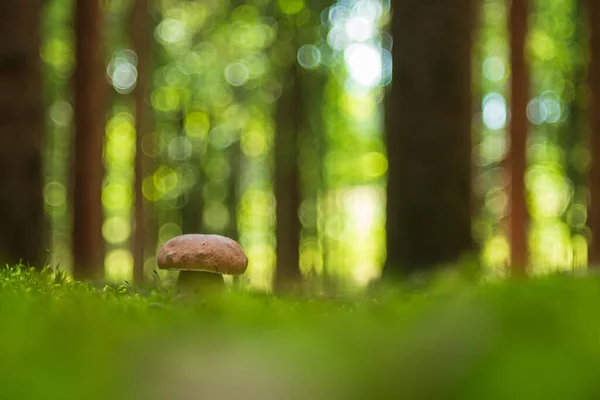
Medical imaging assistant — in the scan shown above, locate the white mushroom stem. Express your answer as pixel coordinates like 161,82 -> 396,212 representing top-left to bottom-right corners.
177,270 -> 224,294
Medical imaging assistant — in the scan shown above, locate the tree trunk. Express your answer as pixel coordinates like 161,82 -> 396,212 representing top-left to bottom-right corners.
507,0 -> 529,277
383,0 -> 474,278
274,61 -> 302,291
180,109 -> 204,236
588,0 -> 600,267
0,0 -> 44,267
132,0 -> 151,283
226,141 -> 241,241
72,0 -> 106,280
180,168 -> 203,235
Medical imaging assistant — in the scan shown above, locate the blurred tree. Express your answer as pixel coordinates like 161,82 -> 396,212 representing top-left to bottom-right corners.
384,0 -> 475,278
180,108 -> 204,236
588,0 -> 600,267
299,70 -> 327,289
274,40 -> 302,292
298,3 -> 329,291
72,0 -> 106,280
226,141 -> 241,241
131,0 -> 152,283
224,137 -> 242,288
507,0 -> 529,276
0,1 -> 45,267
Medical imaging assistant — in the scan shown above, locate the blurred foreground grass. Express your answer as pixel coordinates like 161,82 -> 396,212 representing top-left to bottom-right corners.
2,266 -> 600,399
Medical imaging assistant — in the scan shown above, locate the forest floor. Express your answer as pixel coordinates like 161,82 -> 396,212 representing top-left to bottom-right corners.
1,265 -> 600,399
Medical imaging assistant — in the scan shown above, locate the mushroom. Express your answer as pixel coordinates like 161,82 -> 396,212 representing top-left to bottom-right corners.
157,234 -> 248,295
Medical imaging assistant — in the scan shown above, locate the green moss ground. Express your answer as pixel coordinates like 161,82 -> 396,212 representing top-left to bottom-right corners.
1,265 -> 600,399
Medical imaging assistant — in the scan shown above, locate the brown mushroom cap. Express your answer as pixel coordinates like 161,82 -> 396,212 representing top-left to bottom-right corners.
157,234 -> 248,275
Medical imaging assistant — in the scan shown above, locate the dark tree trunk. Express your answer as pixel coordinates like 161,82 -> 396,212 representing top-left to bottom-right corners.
588,0 -> 600,267
274,61 -> 302,291
180,110 -> 203,236
180,171 -> 203,235
298,68 -> 327,291
383,0 -> 474,278
132,0 -> 151,283
0,0 -> 45,267
226,140 -> 243,289
507,0 -> 529,276
226,141 -> 241,241
72,0 -> 106,280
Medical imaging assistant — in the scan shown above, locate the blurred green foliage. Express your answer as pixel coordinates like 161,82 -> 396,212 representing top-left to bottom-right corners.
39,0 -> 593,289
41,0 -> 390,291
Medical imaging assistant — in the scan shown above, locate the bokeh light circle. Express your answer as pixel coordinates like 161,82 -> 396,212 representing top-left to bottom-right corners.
297,44 -> 322,69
